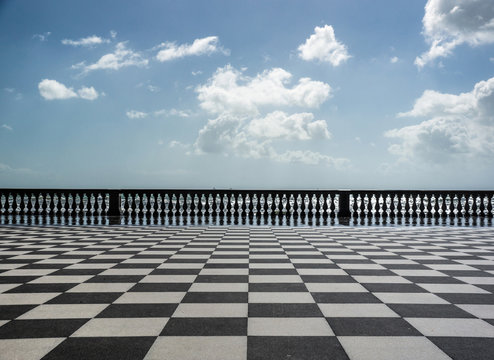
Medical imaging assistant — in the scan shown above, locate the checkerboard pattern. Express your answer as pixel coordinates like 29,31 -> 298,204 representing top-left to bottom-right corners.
1,225 -> 494,359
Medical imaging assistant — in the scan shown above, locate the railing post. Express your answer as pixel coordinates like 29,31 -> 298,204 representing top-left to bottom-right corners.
108,190 -> 120,217
338,190 -> 351,220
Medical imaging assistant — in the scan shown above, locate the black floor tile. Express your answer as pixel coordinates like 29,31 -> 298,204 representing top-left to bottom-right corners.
248,303 -> 323,317
47,292 -> 121,304
249,283 -> 308,292
312,292 -> 380,303
388,304 -> 475,318
96,304 -> 178,318
0,319 -> 88,338
327,317 -> 421,336
161,317 -> 247,336
247,336 -> 349,360
429,337 -> 494,360
182,292 -> 247,303
42,337 -> 155,360
0,305 -> 36,320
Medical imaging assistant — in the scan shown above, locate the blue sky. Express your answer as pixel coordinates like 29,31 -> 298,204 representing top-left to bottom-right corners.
1,0 -> 494,189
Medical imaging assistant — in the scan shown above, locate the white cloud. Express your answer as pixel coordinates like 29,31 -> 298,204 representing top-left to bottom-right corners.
390,56 -> 399,63
110,30 -> 117,39
77,86 -> 99,100
72,42 -> 148,74
156,36 -> 229,62
415,0 -> 494,68
147,85 -> 159,92
297,25 -> 351,66
273,150 -> 348,167
38,79 -> 77,100
1,124 -> 12,131
385,76 -> 494,162
247,111 -> 331,140
191,70 -> 203,76
196,65 -> 331,116
62,35 -> 110,47
126,110 -> 148,119
33,32 -> 51,42
38,79 -> 99,101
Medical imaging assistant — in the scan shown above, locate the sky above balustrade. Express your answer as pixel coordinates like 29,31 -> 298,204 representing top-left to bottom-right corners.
1,0 -> 494,189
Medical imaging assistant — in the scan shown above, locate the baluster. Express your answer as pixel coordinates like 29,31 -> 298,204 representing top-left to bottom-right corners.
400,195 -> 406,216
453,195 -> 459,216
363,194 -> 369,215
288,194 -> 295,214
491,195 -> 494,216
327,194 -> 333,216
53,193 -> 59,215
7,194 -> 13,214
104,193 -> 110,215
415,194 -> 421,217
193,194 -> 199,215
96,194 -> 102,215
23,194 -> 29,214
165,194 -> 171,215
467,195 -> 474,216
238,194 -> 244,215
423,194 -> 429,216
296,193 -> 302,215
259,194 -> 266,215
370,194 -> 377,215
245,194 -> 251,215
252,193 -> 258,215
207,194 -> 213,215
149,194 -> 155,215
355,194 -> 362,217
310,194 -> 317,214
177,194 -> 183,215
30,193 -> 36,214
460,195 -> 466,216
438,195 -> 444,216
445,194 -> 451,216
89,193 -> 95,214
274,194 -> 280,215
45,194 -> 52,214
68,194 -> 73,215
391,195 -> 398,216
0,194 -> 5,214
82,193 -> 88,213
142,194 -> 149,215
430,194 -> 436,216
303,194 -> 309,215
125,194 -> 132,215
157,194 -> 163,215
385,194 -> 391,216
281,194 -> 287,214
407,195 -> 414,216
378,194 -> 384,215
483,196 -> 489,216
75,194 -> 81,214
266,194 -> 273,215
476,196 -> 482,216
37,193 -> 44,214
200,194 -> 206,215
229,194 -> 236,215
135,194 -> 141,215
15,194 -> 21,214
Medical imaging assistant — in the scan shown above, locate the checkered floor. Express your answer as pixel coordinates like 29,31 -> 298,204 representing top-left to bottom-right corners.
1,225 -> 494,360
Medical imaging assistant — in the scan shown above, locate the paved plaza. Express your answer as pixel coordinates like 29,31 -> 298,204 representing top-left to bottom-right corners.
1,224 -> 494,359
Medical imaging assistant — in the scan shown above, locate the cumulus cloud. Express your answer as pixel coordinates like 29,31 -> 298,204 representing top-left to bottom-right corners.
1,124 -> 12,131
62,35 -> 110,47
38,79 -> 99,100
126,108 -> 191,119
72,42 -> 148,74
156,36 -> 229,62
297,25 -> 351,66
385,76 -> 494,162
180,65 -> 346,166
390,56 -> 399,63
415,0 -> 494,68
196,65 -> 331,116
247,111 -> 331,140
